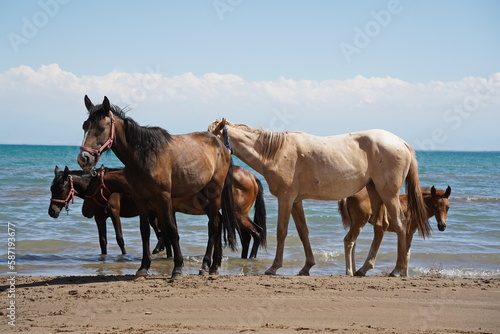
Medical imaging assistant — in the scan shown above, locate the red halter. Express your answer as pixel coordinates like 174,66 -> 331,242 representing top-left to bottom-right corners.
85,170 -> 112,208
51,175 -> 75,211
80,111 -> 116,164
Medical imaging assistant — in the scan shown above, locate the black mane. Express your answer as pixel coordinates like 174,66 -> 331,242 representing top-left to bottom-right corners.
88,102 -> 172,160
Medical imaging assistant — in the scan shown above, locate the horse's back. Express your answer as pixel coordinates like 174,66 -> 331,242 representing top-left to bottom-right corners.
282,129 -> 411,200
160,131 -> 231,196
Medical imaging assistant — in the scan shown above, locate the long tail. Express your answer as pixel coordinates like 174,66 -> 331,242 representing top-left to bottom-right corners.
253,177 -> 267,249
221,158 -> 238,251
405,145 -> 432,239
337,198 -> 352,230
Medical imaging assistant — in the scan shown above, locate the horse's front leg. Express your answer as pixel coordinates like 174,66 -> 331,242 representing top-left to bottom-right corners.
94,214 -> 108,255
108,205 -> 126,255
291,201 -> 315,276
265,198 -> 293,275
136,212 -> 152,278
403,230 -> 415,277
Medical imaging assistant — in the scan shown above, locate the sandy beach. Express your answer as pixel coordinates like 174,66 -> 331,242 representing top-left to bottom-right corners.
2,274 -> 499,333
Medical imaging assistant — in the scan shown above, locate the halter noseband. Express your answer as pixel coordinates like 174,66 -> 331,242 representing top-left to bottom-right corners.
85,170 -> 112,208
51,175 -> 75,212
80,111 -> 116,164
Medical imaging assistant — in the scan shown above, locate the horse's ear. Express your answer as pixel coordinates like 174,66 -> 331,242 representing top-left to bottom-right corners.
63,166 -> 70,178
54,165 -> 59,175
444,186 -> 451,198
84,95 -> 94,111
214,118 -> 227,135
102,96 -> 111,112
431,186 -> 436,197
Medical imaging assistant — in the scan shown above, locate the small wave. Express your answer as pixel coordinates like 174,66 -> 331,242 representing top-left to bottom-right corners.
313,249 -> 343,262
465,197 -> 500,203
412,266 -> 500,279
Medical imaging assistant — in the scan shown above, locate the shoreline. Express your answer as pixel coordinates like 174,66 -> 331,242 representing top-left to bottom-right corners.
2,274 -> 499,333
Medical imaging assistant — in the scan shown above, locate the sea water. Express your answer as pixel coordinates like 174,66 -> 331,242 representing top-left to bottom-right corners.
1,145 -> 499,278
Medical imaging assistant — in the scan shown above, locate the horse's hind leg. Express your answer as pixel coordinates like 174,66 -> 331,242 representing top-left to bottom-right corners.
199,191 -> 223,275
356,183 -> 386,276
344,220 -> 364,276
380,195 -> 407,277
239,227 -> 251,259
249,230 -> 261,259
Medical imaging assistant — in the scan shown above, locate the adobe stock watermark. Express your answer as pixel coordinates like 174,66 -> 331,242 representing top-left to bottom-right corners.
339,0 -> 403,63
415,75 -> 500,150
7,0 -> 71,54
213,0 -> 243,21
268,106 -> 296,132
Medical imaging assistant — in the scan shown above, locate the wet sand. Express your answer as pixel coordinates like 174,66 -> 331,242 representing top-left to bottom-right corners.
2,274 -> 499,333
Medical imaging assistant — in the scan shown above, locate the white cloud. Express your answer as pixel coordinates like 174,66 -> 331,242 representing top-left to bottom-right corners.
0,64 -> 499,150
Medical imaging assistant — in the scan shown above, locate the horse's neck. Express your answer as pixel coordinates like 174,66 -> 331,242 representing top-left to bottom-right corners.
103,172 -> 132,194
109,118 -> 143,170
70,173 -> 90,198
228,126 -> 265,174
423,194 -> 436,219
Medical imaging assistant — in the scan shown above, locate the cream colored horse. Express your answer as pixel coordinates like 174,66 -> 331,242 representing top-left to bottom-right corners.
209,119 -> 430,277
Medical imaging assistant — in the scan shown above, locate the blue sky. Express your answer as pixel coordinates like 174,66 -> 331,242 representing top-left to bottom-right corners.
1,0 -> 499,150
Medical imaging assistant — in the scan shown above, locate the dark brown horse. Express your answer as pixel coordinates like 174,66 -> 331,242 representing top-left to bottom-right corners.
83,165 -> 267,258
48,166 -> 167,256
338,186 -> 451,276
77,96 -> 237,277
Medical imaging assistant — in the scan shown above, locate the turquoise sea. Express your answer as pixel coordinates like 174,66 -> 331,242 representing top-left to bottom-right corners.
1,144 -> 499,278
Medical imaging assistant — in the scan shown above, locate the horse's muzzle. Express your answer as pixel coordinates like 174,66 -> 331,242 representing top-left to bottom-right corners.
77,151 -> 96,171
48,204 -> 61,218
437,221 -> 446,231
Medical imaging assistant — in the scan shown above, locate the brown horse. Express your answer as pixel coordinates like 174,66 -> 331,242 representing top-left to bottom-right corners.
48,166 -> 167,256
338,186 -> 451,276
209,119 -> 430,277
78,96 -> 237,278
83,165 -> 267,259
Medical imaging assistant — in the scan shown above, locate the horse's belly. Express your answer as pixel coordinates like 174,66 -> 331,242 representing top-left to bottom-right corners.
297,170 -> 370,201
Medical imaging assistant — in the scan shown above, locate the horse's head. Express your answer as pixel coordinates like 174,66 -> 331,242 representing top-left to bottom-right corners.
48,166 -> 75,218
430,185 -> 451,231
207,118 -> 228,139
81,165 -> 111,218
77,95 -> 116,171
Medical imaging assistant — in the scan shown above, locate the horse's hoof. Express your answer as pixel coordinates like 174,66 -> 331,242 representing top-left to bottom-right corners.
135,269 -> 148,279
389,271 -> 401,277
199,269 -> 208,276
265,269 -> 276,275
297,270 -> 310,276
209,269 -> 219,275
354,270 -> 366,277
171,270 -> 183,279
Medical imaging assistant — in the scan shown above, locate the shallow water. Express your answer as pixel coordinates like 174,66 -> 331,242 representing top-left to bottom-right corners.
1,145 -> 499,278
